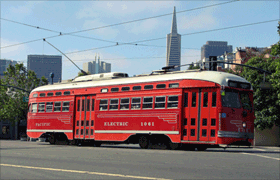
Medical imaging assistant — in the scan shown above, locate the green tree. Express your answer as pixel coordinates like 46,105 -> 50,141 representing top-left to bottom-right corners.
77,71 -> 90,77
0,63 -> 48,124
240,56 -> 280,130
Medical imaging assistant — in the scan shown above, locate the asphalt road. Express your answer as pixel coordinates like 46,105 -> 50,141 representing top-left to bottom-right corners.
0,140 -> 279,179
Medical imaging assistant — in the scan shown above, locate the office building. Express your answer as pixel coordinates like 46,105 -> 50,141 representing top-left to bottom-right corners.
27,55 -> 62,83
83,54 -> 111,74
201,41 -> 233,61
0,59 -> 17,79
166,6 -> 181,71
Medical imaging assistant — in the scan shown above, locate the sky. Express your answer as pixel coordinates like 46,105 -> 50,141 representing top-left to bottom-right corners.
1,0 -> 279,80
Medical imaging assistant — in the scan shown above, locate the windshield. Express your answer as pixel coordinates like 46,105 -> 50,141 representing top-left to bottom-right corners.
222,89 -> 252,110
240,92 -> 252,110
222,90 -> 241,108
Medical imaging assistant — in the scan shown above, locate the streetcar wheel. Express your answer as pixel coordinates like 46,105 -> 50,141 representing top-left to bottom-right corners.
49,134 -> 56,145
139,136 -> 150,149
168,142 -> 180,150
196,146 -> 207,151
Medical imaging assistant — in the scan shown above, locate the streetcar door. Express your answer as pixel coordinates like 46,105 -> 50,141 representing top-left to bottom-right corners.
182,89 -> 199,141
199,88 -> 217,142
74,95 -> 96,139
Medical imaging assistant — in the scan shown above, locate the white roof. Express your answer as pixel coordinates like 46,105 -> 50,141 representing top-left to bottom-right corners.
31,70 -> 251,93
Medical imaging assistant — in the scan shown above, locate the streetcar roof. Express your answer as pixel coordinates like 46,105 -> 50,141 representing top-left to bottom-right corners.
31,70 -> 252,93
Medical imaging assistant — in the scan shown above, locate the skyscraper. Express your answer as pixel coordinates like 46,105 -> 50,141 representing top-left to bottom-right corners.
27,55 -> 62,83
201,41 -> 233,61
82,54 -> 111,74
0,59 -> 17,79
166,6 -> 181,71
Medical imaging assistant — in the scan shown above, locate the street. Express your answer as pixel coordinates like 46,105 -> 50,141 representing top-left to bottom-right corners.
0,140 -> 279,179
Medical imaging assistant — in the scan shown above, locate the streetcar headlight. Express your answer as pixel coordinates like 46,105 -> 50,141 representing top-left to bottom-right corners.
242,122 -> 247,128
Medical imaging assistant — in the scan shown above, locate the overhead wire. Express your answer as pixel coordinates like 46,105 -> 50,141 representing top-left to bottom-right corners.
1,0 -> 239,49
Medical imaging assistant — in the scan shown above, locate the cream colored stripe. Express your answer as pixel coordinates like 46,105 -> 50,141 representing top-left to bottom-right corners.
0,163 -> 171,180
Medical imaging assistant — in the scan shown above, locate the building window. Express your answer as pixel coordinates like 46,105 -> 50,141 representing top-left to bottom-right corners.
62,101 -> 70,112
143,97 -> 153,109
99,99 -> 108,110
120,98 -> 129,110
109,99 -> 119,110
54,102 -> 61,112
131,97 -> 141,110
46,102 -> 53,112
167,95 -> 178,108
155,96 -> 165,109
38,103 -> 45,112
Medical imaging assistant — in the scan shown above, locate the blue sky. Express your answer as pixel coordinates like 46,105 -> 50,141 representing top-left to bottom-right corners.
1,1 -> 279,80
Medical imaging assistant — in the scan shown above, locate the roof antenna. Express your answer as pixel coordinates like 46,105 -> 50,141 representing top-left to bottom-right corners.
43,39 -> 88,75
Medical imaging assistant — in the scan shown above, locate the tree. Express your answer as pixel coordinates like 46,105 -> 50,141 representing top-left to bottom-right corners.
0,63 -> 48,124
188,62 -> 200,70
240,56 -> 280,130
77,71 -> 90,77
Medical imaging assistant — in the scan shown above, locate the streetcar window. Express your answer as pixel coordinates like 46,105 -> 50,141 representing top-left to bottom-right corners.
240,92 -> 252,110
211,119 -> 216,126
47,92 -> 53,97
62,101 -> 70,112
222,90 -> 241,108
110,99 -> 119,110
240,83 -> 251,89
184,93 -> 188,107
33,94 -> 38,98
87,99 -> 90,111
99,99 -> 108,110
31,103 -> 38,113
38,103 -> 45,113
211,130 -> 215,137
120,98 -> 130,110
92,99 -> 95,111
191,118 -> 196,126
28,104 -> 32,112
133,86 -> 141,91
82,100 -> 85,111
156,84 -> 166,89
203,92 -> 208,107
202,119 -> 207,126
54,102 -> 61,112
169,83 -> 179,88
144,85 -> 153,90
212,92 -> 217,107
101,88 -> 108,93
202,129 -> 207,137
143,97 -> 153,109
167,96 -> 178,108
46,102 -> 53,112
190,129 -> 195,136
55,92 -> 62,96
77,100 -> 80,111
64,91 -> 70,95
131,97 -> 141,110
192,92 -> 196,107
39,93 -> 45,97
91,129 -> 93,135
155,96 -> 165,109
121,87 -> 130,91
111,87 -> 119,92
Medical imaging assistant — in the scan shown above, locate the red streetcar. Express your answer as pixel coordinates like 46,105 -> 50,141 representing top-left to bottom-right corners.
27,69 -> 255,150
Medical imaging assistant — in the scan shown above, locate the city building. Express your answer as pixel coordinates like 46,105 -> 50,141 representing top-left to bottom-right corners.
83,54 -> 111,74
166,6 -> 181,71
27,55 -> 62,83
201,41 -> 233,61
0,59 -> 17,79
